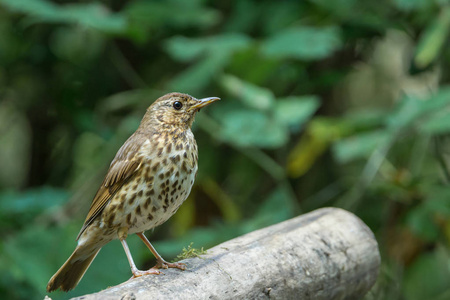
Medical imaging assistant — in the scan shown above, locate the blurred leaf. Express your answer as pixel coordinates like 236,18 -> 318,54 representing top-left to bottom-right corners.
274,95 -> 320,128
406,185 -> 450,241
423,185 -> 450,215
388,96 -> 423,130
227,47 -> 280,85
288,118 -> 342,177
169,52 -> 230,93
2,224 -> 74,297
49,27 -> 105,63
333,130 -> 390,163
201,178 -> 241,223
0,187 -> 68,217
0,16 -> 27,63
419,110 -> 450,134
414,6 -> 450,69
218,109 -> 288,148
0,101 -> 31,189
164,34 -> 251,92
98,89 -> 158,115
1,0 -> 126,33
394,0 -> 430,11
72,132 -> 106,172
387,87 -> 450,131
261,26 -> 342,60
125,0 -> 220,42
341,109 -> 387,130
406,206 -> 440,241
221,74 -> 275,110
403,250 -> 450,300
260,2 -> 302,35
165,33 -> 251,62
310,0 -> 358,17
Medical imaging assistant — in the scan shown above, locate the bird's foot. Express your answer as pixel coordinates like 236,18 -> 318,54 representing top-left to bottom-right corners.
155,259 -> 186,270
130,267 -> 161,279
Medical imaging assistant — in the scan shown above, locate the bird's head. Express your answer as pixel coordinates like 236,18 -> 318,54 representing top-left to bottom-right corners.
143,92 -> 220,129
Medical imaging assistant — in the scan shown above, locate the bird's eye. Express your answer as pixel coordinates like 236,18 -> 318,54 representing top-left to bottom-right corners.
173,101 -> 183,110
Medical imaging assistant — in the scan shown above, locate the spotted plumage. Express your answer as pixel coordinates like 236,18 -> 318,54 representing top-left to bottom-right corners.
47,92 -> 220,292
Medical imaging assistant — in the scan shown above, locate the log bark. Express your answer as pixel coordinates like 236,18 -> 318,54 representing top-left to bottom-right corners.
71,207 -> 380,300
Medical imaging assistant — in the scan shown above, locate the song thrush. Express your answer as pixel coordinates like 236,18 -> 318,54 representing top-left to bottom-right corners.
47,92 -> 220,292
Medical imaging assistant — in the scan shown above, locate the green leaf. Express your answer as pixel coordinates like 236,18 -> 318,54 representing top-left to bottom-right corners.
124,0 -> 220,28
0,187 -> 68,215
394,0 -> 430,11
274,96 -> 320,128
1,0 -> 126,33
218,109 -> 288,148
341,109 -> 387,130
403,250 -> 450,300
406,206 -> 440,241
169,53 -> 230,94
406,185 -> 450,241
310,0 -> 358,16
419,111 -> 450,134
49,27 -> 105,63
423,185 -> 450,215
414,7 -> 450,69
125,0 -> 219,42
333,130 -> 390,163
0,101 -> 31,189
261,26 -> 342,60
387,87 -> 450,131
165,33 -> 251,62
220,75 -> 275,110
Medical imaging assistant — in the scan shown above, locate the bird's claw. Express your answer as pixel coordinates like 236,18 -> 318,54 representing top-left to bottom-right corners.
130,267 -> 161,279
128,261 -> 186,281
155,260 -> 186,270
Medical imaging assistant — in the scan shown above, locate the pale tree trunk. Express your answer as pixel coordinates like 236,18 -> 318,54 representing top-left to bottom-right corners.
70,207 -> 380,300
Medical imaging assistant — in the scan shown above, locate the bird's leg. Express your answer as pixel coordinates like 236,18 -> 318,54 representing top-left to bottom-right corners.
136,232 -> 186,270
118,228 -> 160,278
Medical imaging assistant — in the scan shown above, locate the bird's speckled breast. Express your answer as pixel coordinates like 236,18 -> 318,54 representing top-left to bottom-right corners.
98,129 -> 198,237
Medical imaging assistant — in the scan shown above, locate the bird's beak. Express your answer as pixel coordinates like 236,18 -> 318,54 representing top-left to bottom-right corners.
190,97 -> 220,111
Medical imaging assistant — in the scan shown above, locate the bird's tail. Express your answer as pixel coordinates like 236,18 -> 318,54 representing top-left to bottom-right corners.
47,246 -> 100,292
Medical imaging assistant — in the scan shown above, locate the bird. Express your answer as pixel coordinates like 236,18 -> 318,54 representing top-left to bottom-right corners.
47,92 -> 220,292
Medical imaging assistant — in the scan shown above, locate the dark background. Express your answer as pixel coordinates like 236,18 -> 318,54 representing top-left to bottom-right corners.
1,0 -> 450,299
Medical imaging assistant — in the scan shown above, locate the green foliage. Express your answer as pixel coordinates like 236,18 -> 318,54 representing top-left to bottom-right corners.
261,26 -> 342,60
1,0 -> 450,299
413,6 -> 450,69
0,187 -> 68,232
274,96 -> 320,128
403,247 -> 450,300
174,242 -> 207,261
0,0 -> 126,33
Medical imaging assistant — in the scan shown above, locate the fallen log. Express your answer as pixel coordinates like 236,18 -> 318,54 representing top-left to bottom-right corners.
70,207 -> 380,300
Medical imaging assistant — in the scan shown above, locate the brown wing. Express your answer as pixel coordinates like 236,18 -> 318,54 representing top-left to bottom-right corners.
76,133 -> 146,240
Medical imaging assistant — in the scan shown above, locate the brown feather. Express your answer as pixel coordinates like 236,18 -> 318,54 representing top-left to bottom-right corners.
47,247 -> 100,292
76,133 -> 145,240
